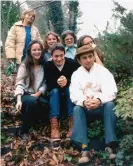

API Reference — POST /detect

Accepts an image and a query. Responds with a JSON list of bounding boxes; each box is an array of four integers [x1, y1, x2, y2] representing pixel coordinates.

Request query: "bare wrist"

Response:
[[97, 98, 102, 105], [17, 97, 21, 103]]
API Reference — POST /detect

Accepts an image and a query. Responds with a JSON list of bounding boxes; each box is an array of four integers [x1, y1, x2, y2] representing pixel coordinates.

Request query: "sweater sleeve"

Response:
[[14, 64, 26, 96], [5, 24, 16, 59], [70, 72, 86, 107], [38, 78, 47, 95], [95, 70, 117, 104]]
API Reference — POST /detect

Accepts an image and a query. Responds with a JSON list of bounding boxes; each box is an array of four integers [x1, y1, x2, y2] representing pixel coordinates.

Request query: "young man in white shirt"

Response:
[[70, 45, 118, 164]]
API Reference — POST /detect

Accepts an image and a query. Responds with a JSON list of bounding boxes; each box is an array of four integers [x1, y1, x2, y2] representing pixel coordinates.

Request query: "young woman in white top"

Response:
[[15, 40, 49, 139]]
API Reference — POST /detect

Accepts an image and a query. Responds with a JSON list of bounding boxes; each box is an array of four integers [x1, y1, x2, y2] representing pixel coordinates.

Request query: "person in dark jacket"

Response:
[[44, 43, 79, 141]]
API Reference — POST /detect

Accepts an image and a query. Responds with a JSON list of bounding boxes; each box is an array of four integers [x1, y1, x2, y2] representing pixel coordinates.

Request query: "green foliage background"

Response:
[[1, 1, 133, 165]]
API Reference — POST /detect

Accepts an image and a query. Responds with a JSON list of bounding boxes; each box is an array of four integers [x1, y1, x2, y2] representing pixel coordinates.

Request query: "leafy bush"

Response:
[[115, 134, 133, 166], [99, 31, 133, 82], [115, 78, 133, 120], [88, 120, 104, 140], [114, 77, 133, 166], [98, 4, 133, 82], [116, 119, 133, 138]]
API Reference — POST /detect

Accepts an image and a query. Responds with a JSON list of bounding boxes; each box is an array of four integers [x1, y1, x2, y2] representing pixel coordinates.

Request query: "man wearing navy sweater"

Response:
[[44, 43, 79, 141]]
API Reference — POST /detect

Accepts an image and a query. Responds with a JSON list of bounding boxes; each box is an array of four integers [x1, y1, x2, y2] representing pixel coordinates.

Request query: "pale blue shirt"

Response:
[[65, 44, 77, 59], [43, 51, 51, 63]]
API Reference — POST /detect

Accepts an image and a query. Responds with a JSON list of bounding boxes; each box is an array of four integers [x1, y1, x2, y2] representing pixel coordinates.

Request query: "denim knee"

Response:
[[104, 101, 115, 109], [22, 95, 37, 106], [104, 101, 116, 115], [50, 88, 60, 96], [105, 101, 115, 107], [73, 106, 84, 116]]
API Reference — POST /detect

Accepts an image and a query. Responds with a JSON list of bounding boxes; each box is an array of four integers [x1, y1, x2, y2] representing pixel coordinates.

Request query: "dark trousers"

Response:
[[71, 102, 117, 146], [21, 95, 49, 133]]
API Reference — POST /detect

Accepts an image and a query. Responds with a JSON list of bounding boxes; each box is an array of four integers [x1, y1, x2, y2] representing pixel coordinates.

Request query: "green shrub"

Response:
[[115, 134, 133, 166], [115, 85, 133, 120], [88, 120, 104, 140]]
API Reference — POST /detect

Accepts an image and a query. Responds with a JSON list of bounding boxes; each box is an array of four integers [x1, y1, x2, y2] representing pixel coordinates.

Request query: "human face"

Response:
[[47, 34, 58, 49], [64, 34, 74, 47], [24, 12, 35, 24], [31, 43, 42, 61], [83, 37, 94, 47], [52, 50, 65, 67], [78, 53, 94, 71]]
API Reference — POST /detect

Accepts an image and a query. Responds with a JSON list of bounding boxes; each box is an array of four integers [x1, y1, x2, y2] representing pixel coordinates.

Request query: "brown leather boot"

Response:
[[66, 116, 73, 139], [50, 118, 61, 141]]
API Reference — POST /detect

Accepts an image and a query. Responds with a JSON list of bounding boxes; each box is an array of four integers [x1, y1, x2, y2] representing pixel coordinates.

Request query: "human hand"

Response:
[[16, 101, 22, 112], [31, 91, 42, 98], [31, 94, 37, 97], [84, 98, 101, 110], [91, 43, 97, 49], [8, 58, 15, 64], [57, 76, 67, 88]]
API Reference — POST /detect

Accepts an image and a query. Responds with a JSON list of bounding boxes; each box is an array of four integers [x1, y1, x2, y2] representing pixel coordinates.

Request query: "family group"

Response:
[[5, 9, 118, 163]]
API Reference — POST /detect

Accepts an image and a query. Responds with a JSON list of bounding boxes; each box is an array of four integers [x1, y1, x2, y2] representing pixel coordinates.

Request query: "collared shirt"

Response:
[[70, 63, 117, 106], [65, 44, 77, 59], [55, 61, 65, 71], [43, 51, 52, 62]]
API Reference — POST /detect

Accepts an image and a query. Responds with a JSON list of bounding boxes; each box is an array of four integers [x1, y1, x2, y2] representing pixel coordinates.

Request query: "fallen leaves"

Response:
[[1, 62, 79, 166], [1, 58, 117, 166], [26, 141, 35, 153]]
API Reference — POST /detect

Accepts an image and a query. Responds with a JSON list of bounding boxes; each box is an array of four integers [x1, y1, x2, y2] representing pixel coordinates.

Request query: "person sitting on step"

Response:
[[15, 40, 49, 139], [70, 45, 118, 164], [44, 43, 79, 141]]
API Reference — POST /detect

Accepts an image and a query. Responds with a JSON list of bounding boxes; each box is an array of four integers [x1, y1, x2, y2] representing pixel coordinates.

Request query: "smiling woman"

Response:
[[43, 31, 60, 63], [31, 43, 42, 62], [5, 9, 42, 68], [15, 40, 49, 139]]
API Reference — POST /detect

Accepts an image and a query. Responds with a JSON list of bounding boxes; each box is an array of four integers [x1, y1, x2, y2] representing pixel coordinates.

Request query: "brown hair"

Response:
[[50, 43, 65, 56], [43, 31, 60, 52], [77, 35, 94, 48], [16, 40, 44, 89], [77, 35, 104, 62]]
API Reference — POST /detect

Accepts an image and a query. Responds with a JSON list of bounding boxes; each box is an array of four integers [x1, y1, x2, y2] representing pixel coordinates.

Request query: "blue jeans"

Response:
[[71, 102, 117, 146], [49, 88, 74, 118]]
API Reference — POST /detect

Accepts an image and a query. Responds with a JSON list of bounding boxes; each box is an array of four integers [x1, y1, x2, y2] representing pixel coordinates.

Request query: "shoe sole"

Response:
[[51, 138, 61, 142]]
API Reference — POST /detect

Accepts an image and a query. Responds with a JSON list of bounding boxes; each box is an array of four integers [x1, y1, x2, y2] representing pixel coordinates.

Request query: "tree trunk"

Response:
[[1, 7, 9, 57]]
